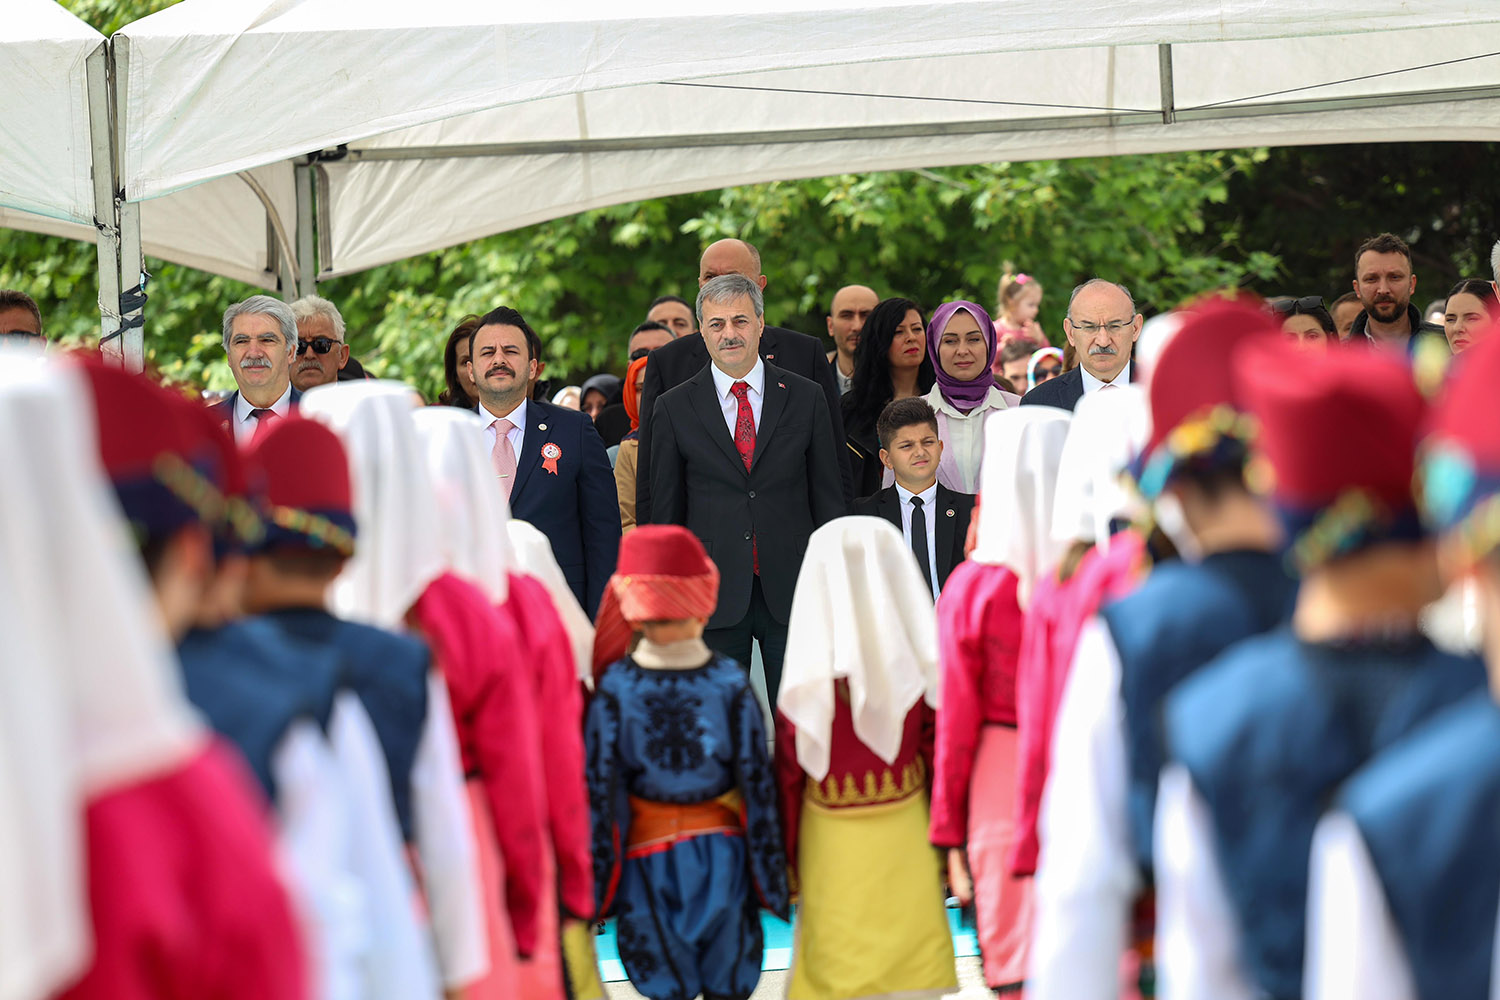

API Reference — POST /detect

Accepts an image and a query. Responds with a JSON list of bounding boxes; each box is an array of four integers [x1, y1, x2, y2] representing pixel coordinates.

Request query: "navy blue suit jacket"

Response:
[[488, 399, 620, 617], [208, 386, 303, 429]]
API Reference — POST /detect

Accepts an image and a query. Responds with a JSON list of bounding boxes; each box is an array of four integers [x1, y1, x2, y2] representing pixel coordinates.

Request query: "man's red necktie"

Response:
[[730, 381, 758, 574]]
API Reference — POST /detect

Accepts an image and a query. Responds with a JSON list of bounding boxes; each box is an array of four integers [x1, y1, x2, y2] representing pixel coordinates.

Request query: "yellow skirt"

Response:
[[788, 791, 957, 1000], [560, 920, 606, 1000]]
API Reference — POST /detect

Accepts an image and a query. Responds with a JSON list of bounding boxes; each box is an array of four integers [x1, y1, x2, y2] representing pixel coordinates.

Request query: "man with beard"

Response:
[[469, 306, 619, 616], [1348, 232, 1445, 355], [289, 295, 351, 391], [210, 295, 302, 443]]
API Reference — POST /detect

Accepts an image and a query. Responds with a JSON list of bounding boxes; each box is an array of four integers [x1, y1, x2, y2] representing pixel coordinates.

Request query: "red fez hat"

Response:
[[243, 414, 357, 557], [1136, 297, 1278, 498], [591, 526, 720, 682], [1235, 337, 1427, 569], [1418, 319, 1500, 561], [74, 357, 225, 543], [175, 393, 265, 553]]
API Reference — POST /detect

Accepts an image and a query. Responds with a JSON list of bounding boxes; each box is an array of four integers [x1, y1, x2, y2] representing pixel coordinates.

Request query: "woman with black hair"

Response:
[[440, 314, 483, 407], [1442, 278, 1498, 353], [842, 297, 935, 499], [1270, 295, 1338, 348]]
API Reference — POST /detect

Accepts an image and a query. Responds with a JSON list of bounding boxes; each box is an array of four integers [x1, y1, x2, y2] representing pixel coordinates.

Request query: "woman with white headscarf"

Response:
[[303, 382, 551, 995], [928, 405, 1072, 994], [1010, 388, 1151, 879], [0, 355, 304, 1000], [413, 407, 602, 1000], [776, 516, 955, 1000]]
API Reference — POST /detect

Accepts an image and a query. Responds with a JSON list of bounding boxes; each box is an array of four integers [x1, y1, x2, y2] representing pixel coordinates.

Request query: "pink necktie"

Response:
[[492, 417, 517, 499]]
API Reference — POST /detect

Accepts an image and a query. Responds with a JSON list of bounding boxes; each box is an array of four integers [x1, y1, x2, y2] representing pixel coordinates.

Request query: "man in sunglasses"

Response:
[[1021, 279, 1141, 412], [0, 289, 44, 344], [209, 295, 302, 444], [289, 295, 351, 391]]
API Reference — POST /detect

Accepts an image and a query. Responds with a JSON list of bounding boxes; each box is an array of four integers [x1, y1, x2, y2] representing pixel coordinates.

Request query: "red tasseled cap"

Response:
[[617, 524, 716, 580], [1235, 337, 1425, 511], [1145, 296, 1280, 457], [243, 414, 353, 518], [75, 356, 203, 482]]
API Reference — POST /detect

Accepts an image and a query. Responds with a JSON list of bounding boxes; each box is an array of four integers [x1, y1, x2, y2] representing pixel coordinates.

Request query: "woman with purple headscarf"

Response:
[[921, 300, 1021, 493]]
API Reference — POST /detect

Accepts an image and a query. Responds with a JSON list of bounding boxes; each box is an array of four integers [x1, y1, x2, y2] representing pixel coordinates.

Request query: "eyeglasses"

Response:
[[1034, 364, 1062, 378], [296, 336, 341, 356], [1068, 318, 1135, 335], [1270, 295, 1324, 315]]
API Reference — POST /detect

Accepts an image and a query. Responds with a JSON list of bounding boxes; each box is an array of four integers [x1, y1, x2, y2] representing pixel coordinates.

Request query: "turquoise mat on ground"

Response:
[[595, 906, 979, 981]]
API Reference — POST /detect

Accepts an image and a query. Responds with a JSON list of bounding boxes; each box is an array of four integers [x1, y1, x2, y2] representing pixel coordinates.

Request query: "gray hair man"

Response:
[[289, 294, 350, 391], [212, 295, 300, 443], [1020, 278, 1141, 411], [648, 272, 845, 702]]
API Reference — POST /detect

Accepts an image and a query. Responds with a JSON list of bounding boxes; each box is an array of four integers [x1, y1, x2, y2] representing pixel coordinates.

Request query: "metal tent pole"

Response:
[[85, 42, 123, 366], [295, 160, 316, 297]]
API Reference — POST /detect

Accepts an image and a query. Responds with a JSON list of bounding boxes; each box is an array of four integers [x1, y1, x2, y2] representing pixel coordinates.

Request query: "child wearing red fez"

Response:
[[1305, 321, 1500, 1000], [62, 358, 308, 1000], [1153, 337, 1486, 1000], [586, 525, 789, 1000]]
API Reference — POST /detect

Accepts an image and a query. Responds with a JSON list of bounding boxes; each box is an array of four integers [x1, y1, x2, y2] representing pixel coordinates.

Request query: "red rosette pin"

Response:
[[541, 442, 562, 475]]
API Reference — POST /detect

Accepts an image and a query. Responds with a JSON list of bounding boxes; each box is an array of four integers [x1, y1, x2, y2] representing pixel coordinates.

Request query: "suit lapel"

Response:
[[750, 368, 787, 472], [935, 485, 959, 578], [687, 369, 747, 475], [510, 405, 550, 499], [878, 486, 902, 531]]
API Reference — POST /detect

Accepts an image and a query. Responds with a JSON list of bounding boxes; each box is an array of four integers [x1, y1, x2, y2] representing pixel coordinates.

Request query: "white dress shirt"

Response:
[[481, 397, 528, 461], [1080, 361, 1132, 395], [1304, 811, 1418, 1000], [1154, 762, 1259, 1000], [1029, 618, 1142, 1000], [231, 383, 294, 444], [895, 481, 940, 596], [922, 383, 1016, 494], [710, 357, 765, 437]]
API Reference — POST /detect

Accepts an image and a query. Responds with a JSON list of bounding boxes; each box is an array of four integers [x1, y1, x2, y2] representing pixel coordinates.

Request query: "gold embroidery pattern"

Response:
[[808, 757, 927, 808]]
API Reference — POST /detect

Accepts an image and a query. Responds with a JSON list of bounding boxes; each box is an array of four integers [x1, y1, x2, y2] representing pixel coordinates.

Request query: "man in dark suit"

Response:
[[468, 306, 620, 616], [851, 397, 974, 596], [1021, 279, 1141, 412], [636, 238, 852, 523], [649, 274, 845, 701], [209, 295, 303, 443]]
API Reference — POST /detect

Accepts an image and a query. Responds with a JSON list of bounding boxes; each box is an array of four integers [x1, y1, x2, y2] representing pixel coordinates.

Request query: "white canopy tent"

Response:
[[6, 0, 1500, 368]]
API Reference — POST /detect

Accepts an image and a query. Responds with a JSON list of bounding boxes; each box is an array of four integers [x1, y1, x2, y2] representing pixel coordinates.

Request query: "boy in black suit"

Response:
[[851, 397, 974, 596]]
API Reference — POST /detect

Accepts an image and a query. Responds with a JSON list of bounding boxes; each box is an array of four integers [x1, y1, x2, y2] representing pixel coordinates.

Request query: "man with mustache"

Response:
[[646, 274, 845, 703], [289, 295, 350, 391], [635, 238, 852, 524], [209, 295, 301, 444], [1020, 279, 1141, 412], [469, 306, 620, 616], [1348, 231, 1445, 355]]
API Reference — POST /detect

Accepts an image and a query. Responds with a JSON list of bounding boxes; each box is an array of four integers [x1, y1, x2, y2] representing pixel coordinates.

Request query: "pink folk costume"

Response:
[[415, 407, 596, 1000], [13, 358, 308, 1000], [930, 406, 1073, 991]]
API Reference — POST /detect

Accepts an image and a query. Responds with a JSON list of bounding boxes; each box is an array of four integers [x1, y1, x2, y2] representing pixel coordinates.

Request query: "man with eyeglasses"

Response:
[[289, 294, 351, 391], [209, 295, 302, 444], [0, 289, 44, 343], [1021, 279, 1141, 412]]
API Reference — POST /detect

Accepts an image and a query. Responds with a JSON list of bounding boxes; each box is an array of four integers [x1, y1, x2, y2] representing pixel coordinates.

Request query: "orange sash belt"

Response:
[[626, 791, 743, 857]]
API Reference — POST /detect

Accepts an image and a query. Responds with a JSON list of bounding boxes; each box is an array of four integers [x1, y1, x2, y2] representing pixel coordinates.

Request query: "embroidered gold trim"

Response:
[[807, 757, 927, 808], [266, 504, 355, 556]]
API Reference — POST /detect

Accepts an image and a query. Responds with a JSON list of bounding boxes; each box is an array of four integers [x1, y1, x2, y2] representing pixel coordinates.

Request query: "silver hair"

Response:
[[1066, 278, 1137, 317], [222, 295, 298, 356], [696, 274, 764, 321], [289, 294, 346, 340]]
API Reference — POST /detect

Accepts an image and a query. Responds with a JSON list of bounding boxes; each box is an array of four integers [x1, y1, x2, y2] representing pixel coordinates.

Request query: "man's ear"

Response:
[[879, 447, 893, 470]]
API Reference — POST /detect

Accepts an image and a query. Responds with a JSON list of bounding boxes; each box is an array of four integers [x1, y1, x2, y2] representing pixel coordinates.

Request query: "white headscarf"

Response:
[[301, 381, 445, 628], [970, 406, 1073, 607], [1134, 311, 1184, 391], [1050, 386, 1151, 553], [412, 407, 512, 604], [0, 354, 202, 1000], [505, 520, 595, 685], [778, 516, 939, 783]]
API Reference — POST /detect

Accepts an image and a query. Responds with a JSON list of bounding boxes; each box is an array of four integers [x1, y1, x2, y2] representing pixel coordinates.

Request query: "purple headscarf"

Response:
[[927, 300, 997, 410]]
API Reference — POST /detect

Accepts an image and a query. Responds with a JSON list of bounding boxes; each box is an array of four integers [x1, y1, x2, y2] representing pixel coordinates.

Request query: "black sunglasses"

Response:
[[1034, 364, 1063, 378], [1271, 295, 1324, 315], [296, 336, 341, 356]]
